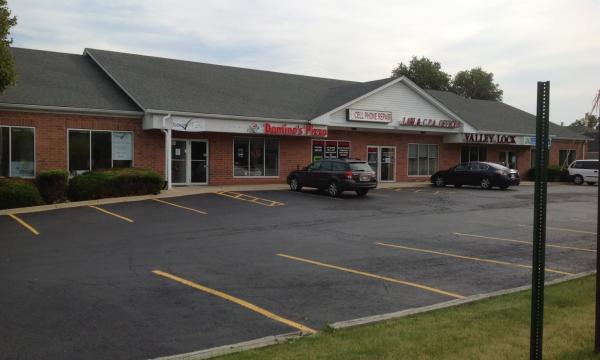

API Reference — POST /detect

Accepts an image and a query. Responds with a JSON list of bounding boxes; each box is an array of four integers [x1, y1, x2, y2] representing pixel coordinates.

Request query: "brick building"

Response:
[[0, 47, 589, 187]]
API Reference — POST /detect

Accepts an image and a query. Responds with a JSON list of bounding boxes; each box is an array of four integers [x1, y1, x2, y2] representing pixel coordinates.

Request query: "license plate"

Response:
[[360, 175, 370, 181], [510, 174, 515, 179]]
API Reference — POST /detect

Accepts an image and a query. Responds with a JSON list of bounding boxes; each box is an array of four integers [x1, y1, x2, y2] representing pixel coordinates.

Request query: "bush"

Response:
[[36, 169, 69, 203], [0, 178, 44, 209], [528, 166, 570, 182], [67, 168, 163, 201]]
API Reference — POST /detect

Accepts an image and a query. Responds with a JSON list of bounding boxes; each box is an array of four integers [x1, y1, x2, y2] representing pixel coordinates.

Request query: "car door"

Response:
[[303, 161, 321, 188], [584, 161, 598, 182], [468, 162, 484, 185], [448, 163, 469, 185], [317, 161, 333, 189]]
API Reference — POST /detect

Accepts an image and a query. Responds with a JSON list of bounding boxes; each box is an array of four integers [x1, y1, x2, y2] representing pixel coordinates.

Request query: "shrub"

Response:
[[67, 168, 163, 201], [0, 178, 44, 209], [528, 166, 570, 182], [36, 169, 69, 203]]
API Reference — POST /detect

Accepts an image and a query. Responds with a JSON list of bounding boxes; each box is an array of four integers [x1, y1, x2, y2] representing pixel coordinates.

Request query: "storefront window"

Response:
[[69, 130, 133, 175], [1, 127, 35, 177], [312, 140, 350, 161], [234, 137, 279, 177], [0, 127, 9, 176], [558, 149, 576, 167], [461, 146, 487, 163], [408, 144, 438, 176]]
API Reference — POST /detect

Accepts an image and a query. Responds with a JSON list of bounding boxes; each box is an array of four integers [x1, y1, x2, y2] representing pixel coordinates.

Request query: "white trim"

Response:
[[170, 138, 209, 185], [367, 145, 397, 182], [148, 109, 309, 124], [0, 125, 36, 178], [407, 143, 439, 177], [0, 102, 143, 118], [311, 76, 473, 130], [66, 128, 135, 174], [232, 136, 280, 178]]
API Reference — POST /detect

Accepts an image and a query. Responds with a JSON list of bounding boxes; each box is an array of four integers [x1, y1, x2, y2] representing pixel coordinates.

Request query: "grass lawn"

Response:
[[218, 275, 597, 360]]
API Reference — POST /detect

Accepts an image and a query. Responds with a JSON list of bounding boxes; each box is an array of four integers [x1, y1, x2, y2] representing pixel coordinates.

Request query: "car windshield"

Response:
[[349, 162, 373, 172]]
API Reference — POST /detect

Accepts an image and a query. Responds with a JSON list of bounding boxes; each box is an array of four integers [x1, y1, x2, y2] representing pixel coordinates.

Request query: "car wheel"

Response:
[[480, 177, 492, 190], [434, 176, 445, 187], [356, 188, 369, 197], [573, 175, 584, 185], [328, 181, 340, 197], [289, 177, 302, 191], [586, 181, 596, 186]]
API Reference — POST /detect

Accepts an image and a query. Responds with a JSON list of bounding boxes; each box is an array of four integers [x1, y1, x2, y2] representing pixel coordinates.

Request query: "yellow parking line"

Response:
[[277, 253, 464, 299], [88, 205, 134, 223], [453, 232, 596, 253], [152, 270, 316, 334], [376, 242, 574, 276], [518, 224, 596, 235], [152, 198, 208, 215], [216, 191, 284, 207], [7, 214, 39, 235]]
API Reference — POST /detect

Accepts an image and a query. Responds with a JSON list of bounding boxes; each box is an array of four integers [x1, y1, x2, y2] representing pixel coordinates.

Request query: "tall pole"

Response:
[[595, 93, 600, 353], [530, 81, 550, 360]]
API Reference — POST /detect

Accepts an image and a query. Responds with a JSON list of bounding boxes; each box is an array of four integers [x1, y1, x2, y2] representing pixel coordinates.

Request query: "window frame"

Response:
[[232, 136, 280, 178], [558, 149, 576, 168], [66, 128, 135, 174], [407, 143, 439, 177], [0, 125, 36, 178]]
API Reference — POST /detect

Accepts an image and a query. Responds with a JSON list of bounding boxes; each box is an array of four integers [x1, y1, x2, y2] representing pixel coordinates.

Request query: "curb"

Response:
[[329, 270, 595, 329], [148, 332, 304, 360], [150, 271, 595, 360]]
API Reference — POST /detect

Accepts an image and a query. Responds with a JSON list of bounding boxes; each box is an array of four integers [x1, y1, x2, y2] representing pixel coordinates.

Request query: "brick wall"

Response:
[[0, 111, 163, 175], [549, 139, 587, 167]]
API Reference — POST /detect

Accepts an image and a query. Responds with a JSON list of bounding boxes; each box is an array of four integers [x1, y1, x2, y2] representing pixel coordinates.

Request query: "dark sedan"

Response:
[[431, 161, 520, 190], [287, 159, 377, 197]]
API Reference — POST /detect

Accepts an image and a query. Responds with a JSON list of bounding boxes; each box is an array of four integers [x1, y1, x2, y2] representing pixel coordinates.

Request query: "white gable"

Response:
[[312, 79, 476, 133]]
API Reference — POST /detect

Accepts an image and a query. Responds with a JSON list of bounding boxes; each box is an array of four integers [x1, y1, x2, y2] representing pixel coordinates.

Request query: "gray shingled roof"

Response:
[[85, 48, 358, 120], [0, 48, 141, 112], [426, 90, 588, 140]]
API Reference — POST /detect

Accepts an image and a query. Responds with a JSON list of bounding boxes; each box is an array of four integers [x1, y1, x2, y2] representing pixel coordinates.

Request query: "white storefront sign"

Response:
[[443, 133, 551, 146], [112, 132, 133, 160], [346, 109, 393, 123]]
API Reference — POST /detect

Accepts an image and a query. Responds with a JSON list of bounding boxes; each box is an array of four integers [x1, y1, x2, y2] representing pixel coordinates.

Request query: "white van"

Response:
[[568, 160, 599, 185]]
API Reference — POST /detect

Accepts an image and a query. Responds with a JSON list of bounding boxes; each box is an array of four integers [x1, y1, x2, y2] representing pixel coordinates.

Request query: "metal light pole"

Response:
[[530, 81, 550, 360]]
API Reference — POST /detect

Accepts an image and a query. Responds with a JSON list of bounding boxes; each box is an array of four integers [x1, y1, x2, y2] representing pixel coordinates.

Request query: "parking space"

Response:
[[0, 184, 597, 359]]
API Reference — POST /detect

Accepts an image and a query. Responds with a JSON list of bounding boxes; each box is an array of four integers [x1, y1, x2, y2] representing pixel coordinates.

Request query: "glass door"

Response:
[[190, 140, 208, 184], [380, 147, 396, 181], [171, 140, 187, 184], [499, 151, 517, 169], [172, 139, 209, 185], [366, 146, 396, 182]]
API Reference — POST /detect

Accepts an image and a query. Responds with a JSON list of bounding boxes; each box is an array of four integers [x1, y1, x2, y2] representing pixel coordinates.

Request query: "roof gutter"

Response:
[[0, 102, 143, 118]]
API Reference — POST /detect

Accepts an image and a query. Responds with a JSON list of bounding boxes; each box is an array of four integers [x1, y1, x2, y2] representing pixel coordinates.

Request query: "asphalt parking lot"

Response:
[[0, 184, 597, 359]]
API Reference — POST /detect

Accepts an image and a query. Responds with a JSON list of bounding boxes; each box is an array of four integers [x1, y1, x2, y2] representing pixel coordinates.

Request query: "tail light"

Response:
[[344, 170, 353, 180]]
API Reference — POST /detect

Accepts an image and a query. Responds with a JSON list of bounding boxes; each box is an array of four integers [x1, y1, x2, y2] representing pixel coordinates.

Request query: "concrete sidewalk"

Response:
[[1, 181, 434, 215]]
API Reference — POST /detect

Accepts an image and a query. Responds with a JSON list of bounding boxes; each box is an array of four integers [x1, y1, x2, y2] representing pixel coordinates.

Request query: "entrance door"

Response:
[[172, 139, 209, 185], [499, 151, 517, 169], [367, 146, 396, 182]]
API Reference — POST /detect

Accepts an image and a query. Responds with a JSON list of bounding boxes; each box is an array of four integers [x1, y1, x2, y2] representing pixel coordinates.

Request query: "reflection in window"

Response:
[[68, 130, 133, 175], [408, 144, 438, 176], [234, 137, 279, 177]]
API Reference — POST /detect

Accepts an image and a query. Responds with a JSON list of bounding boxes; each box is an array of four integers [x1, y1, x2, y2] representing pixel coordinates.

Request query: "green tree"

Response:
[[0, 0, 16, 94], [568, 113, 598, 131], [451, 67, 503, 101], [391, 56, 451, 91]]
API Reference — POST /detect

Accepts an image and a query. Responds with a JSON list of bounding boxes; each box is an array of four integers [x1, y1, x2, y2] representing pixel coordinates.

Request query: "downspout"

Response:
[[161, 114, 172, 190]]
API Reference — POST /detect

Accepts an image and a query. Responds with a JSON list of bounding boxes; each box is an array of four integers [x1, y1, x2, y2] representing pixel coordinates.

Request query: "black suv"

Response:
[[287, 159, 377, 197]]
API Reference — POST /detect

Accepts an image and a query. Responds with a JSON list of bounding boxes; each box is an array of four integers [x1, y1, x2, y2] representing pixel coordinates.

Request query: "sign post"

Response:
[[530, 81, 550, 360]]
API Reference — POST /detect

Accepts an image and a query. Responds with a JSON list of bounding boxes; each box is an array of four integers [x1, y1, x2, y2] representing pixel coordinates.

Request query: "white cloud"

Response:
[[8, 0, 600, 123]]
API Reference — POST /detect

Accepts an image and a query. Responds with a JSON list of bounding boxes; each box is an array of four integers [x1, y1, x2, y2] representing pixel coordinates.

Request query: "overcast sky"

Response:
[[9, 0, 600, 125]]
